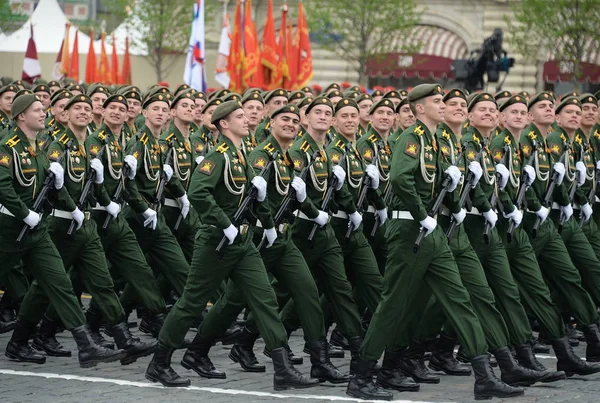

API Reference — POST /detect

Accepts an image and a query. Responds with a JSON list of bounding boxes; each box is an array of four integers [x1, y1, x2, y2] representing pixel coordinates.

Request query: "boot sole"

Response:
[[121, 346, 157, 365], [346, 388, 393, 401], [138, 324, 159, 338], [181, 360, 227, 379], [228, 351, 266, 372], [145, 372, 191, 387], [330, 340, 350, 351], [401, 370, 440, 384], [475, 390, 524, 400], [32, 342, 72, 357], [273, 382, 320, 391], [428, 362, 472, 376], [79, 351, 127, 368], [376, 380, 420, 392], [5, 351, 46, 364], [539, 372, 567, 383]]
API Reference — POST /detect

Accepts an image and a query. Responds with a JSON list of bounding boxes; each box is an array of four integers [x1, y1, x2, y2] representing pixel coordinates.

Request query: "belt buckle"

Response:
[[239, 224, 249, 235], [84, 211, 91, 221]]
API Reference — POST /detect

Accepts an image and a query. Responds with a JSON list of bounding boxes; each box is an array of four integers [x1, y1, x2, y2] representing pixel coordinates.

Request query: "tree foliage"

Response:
[[0, 0, 27, 35], [304, 0, 422, 85]]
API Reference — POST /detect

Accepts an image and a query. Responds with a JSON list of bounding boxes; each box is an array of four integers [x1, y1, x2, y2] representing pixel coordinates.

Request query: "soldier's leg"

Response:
[[362, 213, 388, 275], [581, 214, 600, 261]]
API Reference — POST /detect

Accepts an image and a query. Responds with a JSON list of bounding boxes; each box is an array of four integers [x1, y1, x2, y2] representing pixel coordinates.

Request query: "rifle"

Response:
[[558, 143, 585, 233], [507, 140, 537, 242], [532, 141, 569, 238], [216, 151, 280, 257], [581, 155, 600, 228], [370, 181, 394, 238], [16, 140, 73, 248], [257, 150, 320, 250], [483, 144, 510, 244], [67, 135, 111, 235], [307, 145, 349, 242]]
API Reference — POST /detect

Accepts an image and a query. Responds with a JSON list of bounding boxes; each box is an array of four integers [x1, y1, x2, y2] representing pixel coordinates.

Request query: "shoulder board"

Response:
[[527, 131, 537, 140], [575, 134, 583, 145], [368, 134, 377, 143], [263, 142, 276, 154], [265, 122, 270, 130], [6, 135, 20, 148], [139, 133, 149, 145], [52, 128, 61, 136], [98, 130, 107, 141], [300, 141, 310, 152], [165, 132, 176, 142], [58, 132, 70, 145], [334, 139, 344, 149], [414, 126, 425, 136], [594, 130, 600, 139], [48, 118, 55, 127], [216, 143, 229, 153], [441, 130, 451, 140], [560, 133, 567, 143]]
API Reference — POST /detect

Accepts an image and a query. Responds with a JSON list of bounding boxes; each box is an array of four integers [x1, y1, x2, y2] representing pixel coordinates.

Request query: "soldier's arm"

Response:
[[489, 140, 516, 214], [328, 148, 357, 215], [519, 135, 543, 211], [289, 147, 319, 218], [0, 146, 30, 219], [246, 161, 275, 230], [546, 135, 570, 207], [85, 136, 112, 207], [161, 140, 186, 198], [574, 143, 591, 206], [357, 141, 386, 210], [47, 141, 77, 212], [464, 140, 492, 213], [123, 139, 150, 213], [188, 153, 231, 229]]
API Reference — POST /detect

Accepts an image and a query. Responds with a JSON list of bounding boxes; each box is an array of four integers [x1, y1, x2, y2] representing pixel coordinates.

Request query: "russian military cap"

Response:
[[467, 92, 495, 111], [209, 89, 231, 100], [174, 83, 191, 95], [518, 91, 530, 99], [65, 94, 93, 110], [301, 86, 312, 93], [79, 83, 89, 92], [324, 83, 341, 93], [326, 90, 342, 99], [466, 92, 479, 105], [32, 84, 50, 94], [10, 80, 24, 87], [407, 84, 444, 102], [305, 96, 333, 114], [370, 89, 383, 98], [119, 88, 142, 101], [0, 76, 13, 86], [171, 91, 195, 108], [348, 85, 362, 93], [11, 94, 40, 117], [288, 90, 306, 102], [194, 91, 207, 101], [495, 90, 511, 101], [399, 89, 408, 98], [443, 88, 467, 103], [142, 92, 171, 109], [594, 90, 600, 101], [498, 94, 528, 112], [50, 90, 73, 106], [368, 98, 395, 114], [103, 94, 129, 109], [66, 83, 82, 93], [297, 96, 314, 109], [243, 87, 262, 96], [61, 77, 77, 87], [395, 98, 410, 112], [342, 89, 361, 99], [555, 96, 581, 114], [0, 84, 18, 96], [222, 93, 241, 102], [355, 93, 372, 105], [211, 100, 243, 125], [145, 86, 170, 98], [264, 88, 287, 103], [87, 84, 110, 97], [334, 98, 359, 114], [527, 91, 555, 110], [14, 89, 34, 100], [241, 91, 264, 105], [560, 91, 579, 99], [383, 90, 401, 100], [47, 80, 61, 88], [201, 97, 223, 114], [271, 104, 300, 119], [579, 93, 598, 106]]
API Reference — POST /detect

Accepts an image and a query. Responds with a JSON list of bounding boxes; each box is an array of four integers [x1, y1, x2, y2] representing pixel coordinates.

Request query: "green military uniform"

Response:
[[254, 117, 270, 143], [190, 124, 213, 160], [37, 117, 65, 154], [586, 122, 600, 229]]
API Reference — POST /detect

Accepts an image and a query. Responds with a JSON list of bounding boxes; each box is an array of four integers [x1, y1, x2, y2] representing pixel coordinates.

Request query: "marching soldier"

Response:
[[118, 87, 143, 147], [36, 90, 72, 153], [241, 92, 264, 154], [190, 97, 223, 162], [356, 93, 372, 138], [87, 84, 110, 134], [191, 91, 207, 132], [0, 84, 17, 135], [254, 89, 288, 143]]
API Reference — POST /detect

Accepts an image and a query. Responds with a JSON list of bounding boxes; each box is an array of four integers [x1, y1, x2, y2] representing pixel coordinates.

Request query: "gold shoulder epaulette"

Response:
[[216, 143, 229, 153], [166, 133, 176, 142], [98, 130, 107, 141], [300, 141, 310, 152], [263, 142, 276, 153], [140, 133, 148, 145], [6, 135, 20, 148], [368, 134, 377, 143], [335, 139, 344, 149], [58, 132, 70, 145]]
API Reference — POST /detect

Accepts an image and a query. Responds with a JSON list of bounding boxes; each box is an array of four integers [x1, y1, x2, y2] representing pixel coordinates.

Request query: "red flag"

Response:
[[296, 1, 313, 89], [68, 30, 79, 82], [99, 32, 110, 84], [121, 36, 132, 85], [22, 25, 41, 83], [271, 4, 289, 88], [260, 0, 277, 89], [227, 0, 243, 92], [85, 29, 97, 83], [243, 0, 260, 88], [285, 22, 297, 89], [61, 23, 71, 77], [111, 32, 120, 85]]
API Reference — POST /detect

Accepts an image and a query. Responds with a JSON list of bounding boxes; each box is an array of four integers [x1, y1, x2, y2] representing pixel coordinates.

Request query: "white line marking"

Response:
[[0, 369, 448, 403]]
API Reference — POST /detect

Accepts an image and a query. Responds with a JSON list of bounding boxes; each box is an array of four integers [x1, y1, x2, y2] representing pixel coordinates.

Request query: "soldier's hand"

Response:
[[142, 208, 158, 230], [124, 155, 137, 180], [71, 208, 85, 230], [576, 161, 586, 187], [535, 206, 550, 224], [23, 210, 41, 229], [312, 210, 330, 227], [90, 158, 104, 184], [195, 155, 205, 165], [163, 164, 174, 181], [468, 161, 483, 188], [349, 211, 362, 231], [365, 164, 380, 189], [452, 208, 466, 225], [251, 176, 267, 202], [419, 216, 437, 237], [495, 163, 509, 190], [376, 207, 388, 227], [553, 162, 565, 185], [581, 203, 593, 224], [178, 194, 190, 218], [223, 224, 239, 245], [560, 204, 573, 222], [503, 208, 523, 228], [263, 227, 277, 248], [523, 165, 535, 186], [332, 165, 346, 190], [49, 162, 64, 189], [483, 209, 498, 228], [105, 202, 121, 218], [444, 166, 462, 192], [291, 177, 307, 203]]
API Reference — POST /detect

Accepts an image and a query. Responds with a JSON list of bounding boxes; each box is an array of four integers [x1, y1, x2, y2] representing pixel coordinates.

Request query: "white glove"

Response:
[[553, 162, 565, 186], [291, 177, 307, 203], [332, 165, 346, 191], [581, 203, 593, 223], [105, 201, 121, 218], [90, 158, 104, 184], [495, 163, 510, 190], [576, 161, 586, 187], [312, 210, 330, 227], [71, 208, 85, 230], [142, 208, 158, 230], [49, 162, 64, 189], [178, 194, 190, 218], [561, 204, 573, 222], [523, 165, 535, 186], [195, 155, 204, 165], [504, 208, 523, 228], [483, 209, 498, 228], [223, 223, 239, 245], [597, 160, 600, 170], [419, 216, 437, 237], [468, 161, 483, 188], [376, 207, 388, 227], [365, 164, 380, 189], [444, 166, 462, 192], [535, 206, 550, 224], [452, 208, 466, 225], [349, 211, 362, 231], [124, 155, 137, 180], [262, 227, 277, 248], [23, 210, 41, 229], [251, 176, 267, 202], [163, 164, 173, 181]]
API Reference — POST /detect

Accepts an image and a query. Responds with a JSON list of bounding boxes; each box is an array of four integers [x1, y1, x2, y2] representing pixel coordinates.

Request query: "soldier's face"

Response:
[[397, 104, 416, 129], [443, 98, 467, 126], [529, 101, 555, 126], [468, 101, 497, 131], [266, 97, 288, 116], [358, 100, 373, 123], [271, 113, 299, 141], [51, 98, 70, 125], [172, 99, 195, 124], [371, 107, 394, 133], [556, 105, 582, 131], [49, 85, 61, 94], [194, 99, 206, 122], [0, 91, 15, 114], [372, 96, 383, 103], [36, 92, 51, 109], [422, 95, 445, 124], [143, 101, 170, 128], [307, 105, 333, 132], [21, 101, 46, 132], [502, 103, 528, 131], [243, 100, 264, 129], [329, 96, 342, 105], [389, 98, 401, 109], [222, 109, 249, 138], [67, 102, 93, 129], [299, 105, 309, 128], [70, 89, 82, 96], [289, 98, 303, 106], [334, 106, 359, 137], [127, 99, 142, 120], [581, 103, 598, 128], [104, 102, 128, 127], [91, 93, 108, 116], [202, 105, 218, 131]]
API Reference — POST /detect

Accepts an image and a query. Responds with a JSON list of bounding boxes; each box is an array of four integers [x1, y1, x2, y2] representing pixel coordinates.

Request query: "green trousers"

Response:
[[161, 203, 201, 264], [159, 226, 287, 349], [362, 212, 388, 275], [360, 218, 488, 361], [581, 214, 600, 262], [0, 218, 85, 329], [522, 212, 598, 326]]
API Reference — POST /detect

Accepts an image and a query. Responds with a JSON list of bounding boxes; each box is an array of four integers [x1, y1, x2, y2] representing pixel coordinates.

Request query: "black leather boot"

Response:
[[181, 334, 226, 379], [492, 346, 550, 386], [32, 316, 72, 357], [213, 322, 242, 346], [457, 345, 497, 367], [304, 340, 345, 358], [347, 358, 393, 401], [5, 320, 46, 364], [70, 325, 126, 368], [0, 319, 16, 334], [228, 327, 265, 372], [330, 327, 350, 350], [531, 337, 550, 353], [264, 345, 303, 365], [428, 334, 471, 376], [146, 342, 191, 387], [471, 354, 524, 400], [0, 304, 16, 334], [348, 335, 363, 375], [272, 346, 320, 391], [139, 313, 165, 338], [583, 323, 600, 362], [306, 340, 349, 384], [109, 322, 157, 365], [376, 349, 420, 392], [514, 342, 565, 382], [86, 310, 114, 349], [399, 340, 440, 383], [551, 336, 600, 376]]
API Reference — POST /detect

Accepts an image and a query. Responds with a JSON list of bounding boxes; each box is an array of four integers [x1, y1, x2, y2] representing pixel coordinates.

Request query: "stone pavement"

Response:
[[1, 314, 600, 403]]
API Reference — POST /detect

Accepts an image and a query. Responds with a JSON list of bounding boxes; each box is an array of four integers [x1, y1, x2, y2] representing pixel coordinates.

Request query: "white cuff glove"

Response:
[[468, 161, 483, 188], [49, 162, 64, 189], [90, 158, 104, 184], [312, 210, 329, 227], [452, 208, 466, 225], [291, 177, 307, 203], [332, 165, 346, 191], [376, 207, 388, 227], [251, 176, 267, 202], [105, 201, 121, 218], [597, 160, 600, 171], [504, 208, 523, 228], [523, 165, 535, 186], [483, 209, 498, 228], [495, 163, 510, 190], [576, 161, 586, 187], [581, 203, 593, 223], [349, 211, 362, 231], [195, 155, 205, 165], [223, 223, 238, 245], [365, 164, 380, 189], [124, 155, 137, 180], [71, 208, 85, 230], [163, 164, 174, 182], [553, 162, 565, 186], [23, 210, 41, 229], [262, 227, 277, 248], [419, 216, 437, 237], [142, 208, 158, 230], [178, 194, 190, 218], [535, 206, 550, 223], [444, 165, 462, 192], [561, 204, 573, 222]]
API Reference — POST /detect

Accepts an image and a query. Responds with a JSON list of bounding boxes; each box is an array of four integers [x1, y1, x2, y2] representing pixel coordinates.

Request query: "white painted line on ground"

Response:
[[0, 368, 448, 403]]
